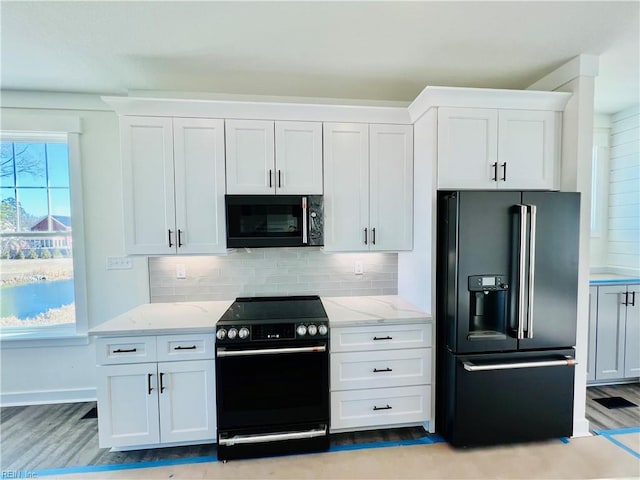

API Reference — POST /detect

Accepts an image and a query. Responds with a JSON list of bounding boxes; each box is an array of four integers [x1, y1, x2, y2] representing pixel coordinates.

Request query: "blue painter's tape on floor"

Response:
[[32, 435, 445, 477], [594, 427, 640, 459], [559, 437, 570, 444], [34, 455, 218, 478]]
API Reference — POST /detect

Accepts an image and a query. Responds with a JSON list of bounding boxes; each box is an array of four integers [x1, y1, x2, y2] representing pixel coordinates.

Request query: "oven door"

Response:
[[215, 341, 329, 430]]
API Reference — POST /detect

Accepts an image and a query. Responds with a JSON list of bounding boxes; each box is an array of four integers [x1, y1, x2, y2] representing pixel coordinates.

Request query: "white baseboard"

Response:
[[572, 417, 592, 438], [0, 388, 96, 407]]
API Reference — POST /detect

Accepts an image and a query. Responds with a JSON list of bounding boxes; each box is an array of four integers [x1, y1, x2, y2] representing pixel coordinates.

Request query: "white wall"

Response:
[[1, 99, 150, 404], [606, 106, 640, 274], [589, 115, 611, 268]]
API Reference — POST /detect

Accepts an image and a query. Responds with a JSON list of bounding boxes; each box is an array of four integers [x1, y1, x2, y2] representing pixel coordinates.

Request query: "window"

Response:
[[0, 129, 87, 343]]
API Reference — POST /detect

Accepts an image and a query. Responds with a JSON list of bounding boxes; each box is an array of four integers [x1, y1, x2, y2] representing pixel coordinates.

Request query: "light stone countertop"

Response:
[[590, 273, 640, 285], [90, 295, 431, 336], [89, 300, 233, 336], [321, 295, 431, 327]]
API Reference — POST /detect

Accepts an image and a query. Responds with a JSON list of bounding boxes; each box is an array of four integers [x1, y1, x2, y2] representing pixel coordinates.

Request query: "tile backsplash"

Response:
[[149, 247, 398, 303]]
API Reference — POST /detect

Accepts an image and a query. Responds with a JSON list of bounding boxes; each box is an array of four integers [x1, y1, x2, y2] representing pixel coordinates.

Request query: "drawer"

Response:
[[96, 336, 157, 365], [331, 385, 430, 431], [331, 348, 431, 391], [330, 323, 432, 352], [156, 334, 215, 362]]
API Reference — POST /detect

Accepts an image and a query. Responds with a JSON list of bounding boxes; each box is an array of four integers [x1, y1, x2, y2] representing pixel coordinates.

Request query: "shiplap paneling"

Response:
[[607, 106, 640, 272]]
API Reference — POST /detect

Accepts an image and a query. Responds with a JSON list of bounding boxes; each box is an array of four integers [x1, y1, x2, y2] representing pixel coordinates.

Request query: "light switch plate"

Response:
[[354, 260, 364, 275], [106, 256, 133, 270], [176, 263, 187, 279]]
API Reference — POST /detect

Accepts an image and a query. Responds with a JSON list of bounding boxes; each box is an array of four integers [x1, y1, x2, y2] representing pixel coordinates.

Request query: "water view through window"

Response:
[[0, 139, 76, 328]]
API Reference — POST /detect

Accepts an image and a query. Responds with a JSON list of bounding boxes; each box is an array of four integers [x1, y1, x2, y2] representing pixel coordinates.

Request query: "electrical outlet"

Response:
[[106, 256, 133, 270], [354, 260, 364, 275], [176, 263, 187, 279]]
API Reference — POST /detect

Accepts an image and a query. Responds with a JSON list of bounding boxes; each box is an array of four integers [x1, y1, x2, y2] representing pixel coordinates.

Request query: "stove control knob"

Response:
[[318, 324, 328, 336], [296, 325, 307, 336], [216, 328, 227, 340], [307, 324, 318, 336], [227, 328, 238, 340], [239, 327, 250, 339]]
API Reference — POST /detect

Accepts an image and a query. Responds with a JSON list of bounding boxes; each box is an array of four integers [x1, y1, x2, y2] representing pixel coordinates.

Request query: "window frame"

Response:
[[0, 121, 88, 348]]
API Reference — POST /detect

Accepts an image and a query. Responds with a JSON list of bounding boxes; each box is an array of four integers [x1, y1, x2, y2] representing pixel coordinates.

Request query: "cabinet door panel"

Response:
[[173, 118, 226, 254], [323, 123, 370, 251], [498, 110, 558, 190], [370, 124, 413, 251], [437, 108, 497, 189], [624, 285, 640, 378], [97, 363, 160, 448], [225, 120, 275, 194], [595, 285, 627, 380], [587, 286, 598, 382], [121, 117, 176, 254], [275, 121, 323, 194], [158, 360, 216, 444]]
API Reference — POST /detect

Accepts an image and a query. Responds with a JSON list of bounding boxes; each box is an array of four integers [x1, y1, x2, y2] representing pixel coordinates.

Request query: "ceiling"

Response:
[[1, 1, 638, 114]]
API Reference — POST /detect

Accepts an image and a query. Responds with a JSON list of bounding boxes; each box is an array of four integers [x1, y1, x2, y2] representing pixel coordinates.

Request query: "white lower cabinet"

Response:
[[330, 323, 432, 432], [96, 334, 216, 449]]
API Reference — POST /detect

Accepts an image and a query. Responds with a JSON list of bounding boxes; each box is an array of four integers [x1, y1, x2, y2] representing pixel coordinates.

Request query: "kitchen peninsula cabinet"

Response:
[[95, 334, 216, 449], [323, 123, 413, 252], [225, 120, 323, 194], [120, 116, 226, 255], [592, 283, 640, 381], [437, 107, 560, 190]]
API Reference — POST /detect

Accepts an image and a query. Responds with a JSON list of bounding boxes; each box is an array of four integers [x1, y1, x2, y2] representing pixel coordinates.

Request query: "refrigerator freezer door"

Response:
[[518, 192, 580, 350], [441, 349, 575, 447]]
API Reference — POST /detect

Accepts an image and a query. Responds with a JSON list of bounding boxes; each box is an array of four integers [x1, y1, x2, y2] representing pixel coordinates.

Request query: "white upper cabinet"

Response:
[[324, 123, 413, 252], [225, 119, 322, 194], [121, 116, 226, 255], [437, 107, 560, 190], [369, 124, 413, 251]]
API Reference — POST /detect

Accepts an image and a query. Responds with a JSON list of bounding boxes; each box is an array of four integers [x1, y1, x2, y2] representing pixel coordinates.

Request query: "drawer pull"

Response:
[[373, 367, 393, 373], [113, 348, 137, 353], [373, 336, 393, 341], [174, 345, 197, 350], [373, 404, 392, 411]]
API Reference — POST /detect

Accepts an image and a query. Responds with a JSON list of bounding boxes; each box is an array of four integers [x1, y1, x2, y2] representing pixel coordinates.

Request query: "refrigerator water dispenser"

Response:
[[468, 275, 508, 340]]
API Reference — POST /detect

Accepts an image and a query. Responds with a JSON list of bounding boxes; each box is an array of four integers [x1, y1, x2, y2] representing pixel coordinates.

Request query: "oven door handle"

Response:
[[216, 345, 326, 357], [219, 426, 327, 446]]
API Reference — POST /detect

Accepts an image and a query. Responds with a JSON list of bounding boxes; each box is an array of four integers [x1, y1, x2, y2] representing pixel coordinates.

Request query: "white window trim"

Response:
[[0, 117, 88, 347]]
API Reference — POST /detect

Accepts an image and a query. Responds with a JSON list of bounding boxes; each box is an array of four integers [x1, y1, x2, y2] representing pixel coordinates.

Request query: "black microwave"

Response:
[[225, 195, 324, 248]]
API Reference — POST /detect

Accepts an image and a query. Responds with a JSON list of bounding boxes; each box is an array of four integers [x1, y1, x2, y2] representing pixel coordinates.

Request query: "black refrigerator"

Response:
[[435, 190, 580, 447]]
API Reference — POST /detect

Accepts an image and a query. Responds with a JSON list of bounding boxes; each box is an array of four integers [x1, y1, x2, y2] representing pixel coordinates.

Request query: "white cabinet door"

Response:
[[121, 116, 176, 255], [275, 121, 323, 194], [624, 285, 640, 378], [587, 286, 598, 382], [498, 110, 558, 190], [437, 108, 498, 189], [225, 120, 275, 194], [323, 123, 370, 252], [157, 360, 216, 444], [595, 285, 627, 380], [370, 124, 413, 251], [173, 118, 226, 254], [97, 363, 160, 448]]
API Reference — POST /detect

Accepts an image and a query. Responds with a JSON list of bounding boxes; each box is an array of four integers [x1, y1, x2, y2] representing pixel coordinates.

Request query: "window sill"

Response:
[[0, 326, 89, 348]]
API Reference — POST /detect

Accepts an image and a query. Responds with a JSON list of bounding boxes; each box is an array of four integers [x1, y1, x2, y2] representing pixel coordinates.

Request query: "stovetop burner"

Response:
[[216, 295, 329, 344]]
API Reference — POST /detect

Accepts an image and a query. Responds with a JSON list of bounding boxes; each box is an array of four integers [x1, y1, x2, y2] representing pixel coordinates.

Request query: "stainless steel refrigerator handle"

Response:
[[517, 204, 527, 340], [462, 357, 576, 372], [526, 204, 537, 339], [302, 197, 308, 244], [217, 345, 326, 357], [219, 427, 327, 446]]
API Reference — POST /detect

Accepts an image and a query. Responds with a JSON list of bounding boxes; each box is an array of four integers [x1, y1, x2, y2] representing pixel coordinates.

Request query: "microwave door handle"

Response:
[[302, 197, 308, 244]]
